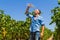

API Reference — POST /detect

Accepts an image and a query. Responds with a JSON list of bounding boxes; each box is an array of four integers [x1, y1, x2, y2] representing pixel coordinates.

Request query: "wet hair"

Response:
[[38, 9, 41, 14], [33, 9, 41, 17]]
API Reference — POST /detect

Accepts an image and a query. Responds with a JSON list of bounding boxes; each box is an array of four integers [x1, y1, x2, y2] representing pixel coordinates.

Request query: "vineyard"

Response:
[[0, 10, 53, 40], [0, 0, 60, 40]]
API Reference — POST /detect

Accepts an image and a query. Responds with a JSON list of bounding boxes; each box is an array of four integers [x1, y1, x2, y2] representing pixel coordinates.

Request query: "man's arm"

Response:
[[25, 6, 30, 14], [41, 25, 45, 38], [41, 18, 45, 36], [25, 4, 32, 14], [41, 25, 44, 34], [25, 4, 33, 18]]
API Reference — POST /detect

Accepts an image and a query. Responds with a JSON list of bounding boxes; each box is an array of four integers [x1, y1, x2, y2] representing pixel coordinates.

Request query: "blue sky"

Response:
[[0, 0, 58, 31]]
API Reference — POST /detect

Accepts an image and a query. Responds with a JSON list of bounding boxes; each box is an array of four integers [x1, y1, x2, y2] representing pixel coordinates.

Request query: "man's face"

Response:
[[34, 9, 40, 15]]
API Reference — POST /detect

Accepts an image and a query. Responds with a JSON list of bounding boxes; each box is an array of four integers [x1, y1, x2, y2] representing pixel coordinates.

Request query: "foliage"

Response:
[[43, 27, 52, 40], [50, 6, 60, 40], [58, 0, 60, 4], [0, 10, 52, 40]]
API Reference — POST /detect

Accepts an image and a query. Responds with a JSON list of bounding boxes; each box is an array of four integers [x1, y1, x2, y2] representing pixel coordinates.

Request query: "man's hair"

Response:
[[38, 9, 41, 14]]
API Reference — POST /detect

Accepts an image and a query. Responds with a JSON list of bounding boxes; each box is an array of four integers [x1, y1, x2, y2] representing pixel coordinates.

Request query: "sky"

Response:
[[0, 0, 58, 31]]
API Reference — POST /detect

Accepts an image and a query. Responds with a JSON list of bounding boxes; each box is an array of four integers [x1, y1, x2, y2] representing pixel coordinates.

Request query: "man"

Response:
[[25, 4, 45, 40]]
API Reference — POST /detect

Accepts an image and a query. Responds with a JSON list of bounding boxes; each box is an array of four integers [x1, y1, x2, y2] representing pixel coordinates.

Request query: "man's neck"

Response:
[[35, 14, 40, 17]]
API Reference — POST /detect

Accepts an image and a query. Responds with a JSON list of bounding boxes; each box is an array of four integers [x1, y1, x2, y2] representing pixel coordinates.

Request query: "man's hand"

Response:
[[25, 3, 33, 14], [27, 3, 33, 8], [40, 32, 44, 40], [40, 32, 44, 38], [41, 25, 44, 38]]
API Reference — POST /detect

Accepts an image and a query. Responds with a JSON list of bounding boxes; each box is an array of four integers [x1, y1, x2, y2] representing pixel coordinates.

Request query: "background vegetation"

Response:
[[0, 0, 60, 40], [0, 10, 52, 40]]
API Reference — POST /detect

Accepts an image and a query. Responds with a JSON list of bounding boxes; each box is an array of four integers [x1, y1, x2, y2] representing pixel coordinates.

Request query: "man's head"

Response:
[[34, 9, 41, 15]]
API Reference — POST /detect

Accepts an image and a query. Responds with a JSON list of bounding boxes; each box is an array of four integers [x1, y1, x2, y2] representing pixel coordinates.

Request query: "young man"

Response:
[[25, 4, 45, 40]]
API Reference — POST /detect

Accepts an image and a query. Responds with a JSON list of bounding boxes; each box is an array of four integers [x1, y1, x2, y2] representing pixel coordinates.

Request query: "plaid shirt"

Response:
[[26, 13, 45, 32]]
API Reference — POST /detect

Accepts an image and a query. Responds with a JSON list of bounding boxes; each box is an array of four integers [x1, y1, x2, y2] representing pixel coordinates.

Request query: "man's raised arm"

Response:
[[25, 4, 33, 18], [25, 4, 32, 14], [25, 6, 30, 14]]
